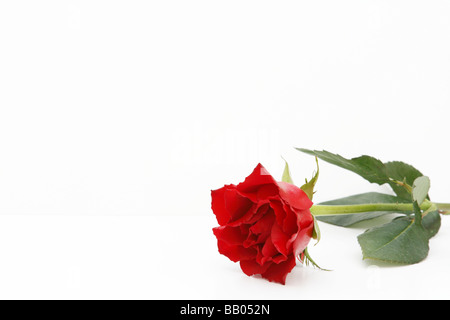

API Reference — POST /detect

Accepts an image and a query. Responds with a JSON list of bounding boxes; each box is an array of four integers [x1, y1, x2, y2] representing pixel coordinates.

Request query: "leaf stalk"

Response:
[[311, 201, 433, 216]]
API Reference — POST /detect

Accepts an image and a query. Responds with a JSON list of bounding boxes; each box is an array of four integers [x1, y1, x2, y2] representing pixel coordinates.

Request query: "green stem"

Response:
[[311, 201, 433, 216], [435, 203, 450, 214]]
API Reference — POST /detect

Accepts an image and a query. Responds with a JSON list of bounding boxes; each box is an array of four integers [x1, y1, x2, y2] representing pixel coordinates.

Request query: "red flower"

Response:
[[211, 163, 314, 284]]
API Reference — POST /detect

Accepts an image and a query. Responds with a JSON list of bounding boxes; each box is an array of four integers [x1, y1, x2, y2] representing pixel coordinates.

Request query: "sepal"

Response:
[[299, 247, 329, 271], [300, 157, 319, 200]]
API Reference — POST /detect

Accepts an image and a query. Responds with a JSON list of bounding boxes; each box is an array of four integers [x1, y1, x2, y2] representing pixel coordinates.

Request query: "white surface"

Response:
[[0, 214, 449, 300], [0, 1, 450, 299]]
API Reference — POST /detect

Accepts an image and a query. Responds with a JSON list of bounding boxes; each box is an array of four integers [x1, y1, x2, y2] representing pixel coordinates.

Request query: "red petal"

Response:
[[261, 255, 296, 285], [224, 188, 254, 222], [226, 203, 258, 227], [249, 211, 275, 238], [246, 202, 270, 225], [237, 163, 278, 193], [298, 208, 314, 229], [277, 181, 313, 211], [260, 235, 279, 264], [272, 253, 286, 264], [211, 185, 234, 225], [271, 222, 289, 256], [240, 259, 271, 276], [213, 226, 247, 245], [282, 202, 299, 235], [292, 214, 314, 257], [256, 184, 279, 200], [269, 200, 286, 229], [214, 238, 257, 263]]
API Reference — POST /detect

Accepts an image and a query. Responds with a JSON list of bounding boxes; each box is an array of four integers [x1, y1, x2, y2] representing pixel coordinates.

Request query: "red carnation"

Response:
[[211, 163, 314, 284]]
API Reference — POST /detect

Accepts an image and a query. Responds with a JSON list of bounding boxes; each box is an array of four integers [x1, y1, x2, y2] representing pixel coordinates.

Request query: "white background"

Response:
[[0, 0, 449, 299]]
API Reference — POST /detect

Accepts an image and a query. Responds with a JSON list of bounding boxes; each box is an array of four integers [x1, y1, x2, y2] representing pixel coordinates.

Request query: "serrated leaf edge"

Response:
[[357, 219, 429, 264]]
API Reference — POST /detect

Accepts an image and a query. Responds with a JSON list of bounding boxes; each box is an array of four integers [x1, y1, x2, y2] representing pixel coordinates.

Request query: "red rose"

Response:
[[211, 163, 314, 284]]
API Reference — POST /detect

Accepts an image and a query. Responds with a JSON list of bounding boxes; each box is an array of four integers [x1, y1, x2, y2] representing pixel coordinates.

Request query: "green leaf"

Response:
[[316, 192, 411, 227], [412, 176, 431, 205], [357, 217, 429, 264], [411, 176, 431, 226], [281, 157, 294, 184], [413, 201, 423, 226], [296, 148, 426, 201], [296, 149, 389, 185], [385, 161, 425, 200], [422, 210, 441, 239]]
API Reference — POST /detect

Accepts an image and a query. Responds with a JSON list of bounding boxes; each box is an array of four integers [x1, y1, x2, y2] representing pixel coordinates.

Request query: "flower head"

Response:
[[212, 163, 314, 284]]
